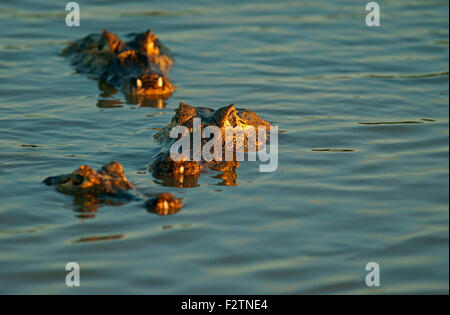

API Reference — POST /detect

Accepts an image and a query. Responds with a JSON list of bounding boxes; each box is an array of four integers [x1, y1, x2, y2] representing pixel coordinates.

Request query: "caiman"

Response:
[[62, 30, 175, 98], [43, 161, 183, 217], [149, 102, 271, 187]]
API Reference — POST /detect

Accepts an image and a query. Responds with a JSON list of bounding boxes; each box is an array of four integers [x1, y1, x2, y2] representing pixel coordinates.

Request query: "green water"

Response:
[[0, 0, 448, 294]]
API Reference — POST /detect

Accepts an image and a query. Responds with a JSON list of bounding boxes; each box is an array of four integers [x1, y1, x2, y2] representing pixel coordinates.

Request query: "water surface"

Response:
[[0, 0, 448, 294]]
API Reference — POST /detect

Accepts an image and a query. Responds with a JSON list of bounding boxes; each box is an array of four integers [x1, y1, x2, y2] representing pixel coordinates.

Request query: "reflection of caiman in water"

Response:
[[149, 102, 271, 188], [43, 161, 182, 218], [62, 29, 175, 105]]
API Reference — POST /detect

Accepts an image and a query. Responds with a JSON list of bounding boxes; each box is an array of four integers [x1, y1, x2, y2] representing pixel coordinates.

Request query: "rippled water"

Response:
[[0, 0, 448, 294]]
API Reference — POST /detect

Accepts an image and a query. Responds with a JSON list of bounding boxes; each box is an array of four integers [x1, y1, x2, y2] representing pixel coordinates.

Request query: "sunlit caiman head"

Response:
[[150, 102, 270, 186], [168, 102, 271, 131], [155, 102, 271, 154], [43, 161, 134, 196], [127, 73, 175, 96]]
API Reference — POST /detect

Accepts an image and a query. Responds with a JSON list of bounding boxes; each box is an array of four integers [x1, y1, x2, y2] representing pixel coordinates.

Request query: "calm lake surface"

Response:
[[0, 0, 448, 294]]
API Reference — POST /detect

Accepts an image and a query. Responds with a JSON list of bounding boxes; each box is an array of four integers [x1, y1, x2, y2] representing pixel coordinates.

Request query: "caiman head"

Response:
[[167, 102, 271, 132], [149, 102, 271, 187], [172, 102, 272, 153], [43, 161, 134, 196]]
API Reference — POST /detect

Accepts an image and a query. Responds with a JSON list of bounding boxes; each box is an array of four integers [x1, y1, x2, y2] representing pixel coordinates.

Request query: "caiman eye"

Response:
[[72, 175, 84, 186]]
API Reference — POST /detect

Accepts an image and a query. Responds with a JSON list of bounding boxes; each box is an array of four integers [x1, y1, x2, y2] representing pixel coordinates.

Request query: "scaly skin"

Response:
[[149, 102, 271, 187], [62, 30, 175, 97], [43, 161, 183, 216]]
